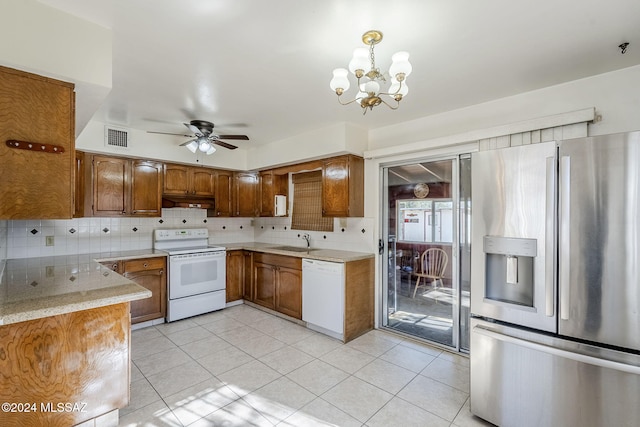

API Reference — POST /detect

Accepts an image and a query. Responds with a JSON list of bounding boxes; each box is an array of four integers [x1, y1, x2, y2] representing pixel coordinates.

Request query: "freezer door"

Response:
[[471, 141, 557, 332], [558, 131, 640, 351], [470, 318, 640, 427]]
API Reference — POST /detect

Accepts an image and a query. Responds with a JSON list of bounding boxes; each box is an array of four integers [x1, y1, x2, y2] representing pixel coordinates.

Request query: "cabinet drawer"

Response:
[[253, 253, 301, 270], [123, 257, 165, 272]]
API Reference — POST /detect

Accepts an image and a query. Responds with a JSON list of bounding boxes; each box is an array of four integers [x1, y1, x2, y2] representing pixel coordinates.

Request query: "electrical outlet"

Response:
[[46, 266, 54, 277], [46, 236, 55, 246]]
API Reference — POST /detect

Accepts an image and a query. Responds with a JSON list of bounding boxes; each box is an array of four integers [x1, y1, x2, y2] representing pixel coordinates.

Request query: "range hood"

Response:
[[161, 196, 215, 209]]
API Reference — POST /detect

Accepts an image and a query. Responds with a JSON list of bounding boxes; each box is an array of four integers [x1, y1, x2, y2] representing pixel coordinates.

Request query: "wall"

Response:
[[246, 122, 368, 170], [5, 210, 374, 259], [368, 65, 640, 153], [76, 121, 247, 171], [0, 0, 113, 135]]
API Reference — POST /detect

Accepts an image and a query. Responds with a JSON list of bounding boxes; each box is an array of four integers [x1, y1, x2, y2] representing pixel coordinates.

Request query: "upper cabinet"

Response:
[[213, 170, 233, 217], [0, 66, 75, 219], [163, 164, 215, 197], [259, 170, 288, 217], [322, 154, 364, 217], [234, 172, 259, 217], [81, 153, 162, 217]]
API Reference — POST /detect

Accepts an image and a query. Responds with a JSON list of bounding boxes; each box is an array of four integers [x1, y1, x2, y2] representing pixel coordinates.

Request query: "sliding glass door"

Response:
[[382, 156, 470, 352]]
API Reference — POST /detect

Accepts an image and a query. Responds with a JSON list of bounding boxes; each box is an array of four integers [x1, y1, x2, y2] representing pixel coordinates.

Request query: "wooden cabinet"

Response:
[[88, 155, 162, 217], [164, 163, 215, 197], [214, 170, 234, 217], [234, 172, 259, 217], [0, 66, 75, 219], [123, 258, 166, 324], [242, 251, 254, 301], [74, 150, 85, 218], [100, 257, 166, 324], [259, 170, 288, 217], [275, 265, 303, 319], [252, 253, 302, 319], [226, 250, 255, 302], [322, 154, 364, 217]]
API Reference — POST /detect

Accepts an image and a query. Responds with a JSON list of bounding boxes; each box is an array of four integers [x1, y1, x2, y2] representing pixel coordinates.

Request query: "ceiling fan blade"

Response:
[[213, 140, 238, 150], [217, 135, 249, 140], [184, 122, 204, 137], [147, 131, 193, 137], [179, 138, 198, 146]]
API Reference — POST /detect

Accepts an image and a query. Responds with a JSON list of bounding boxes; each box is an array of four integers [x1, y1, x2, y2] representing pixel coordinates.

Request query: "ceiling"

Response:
[[39, 0, 640, 150], [388, 160, 452, 187]]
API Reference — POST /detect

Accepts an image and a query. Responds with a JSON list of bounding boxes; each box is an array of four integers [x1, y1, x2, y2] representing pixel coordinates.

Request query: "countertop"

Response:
[[0, 251, 161, 325], [218, 242, 375, 262]]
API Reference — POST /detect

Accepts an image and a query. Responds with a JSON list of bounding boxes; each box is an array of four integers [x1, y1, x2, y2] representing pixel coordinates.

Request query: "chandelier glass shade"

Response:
[[330, 30, 411, 113], [185, 137, 216, 155]]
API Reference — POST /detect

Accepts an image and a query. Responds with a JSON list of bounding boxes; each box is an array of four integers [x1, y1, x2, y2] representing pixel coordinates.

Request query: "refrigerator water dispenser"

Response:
[[483, 236, 537, 307]]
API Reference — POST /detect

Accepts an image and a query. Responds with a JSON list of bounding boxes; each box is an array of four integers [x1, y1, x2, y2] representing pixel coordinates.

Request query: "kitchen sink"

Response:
[[271, 245, 311, 252]]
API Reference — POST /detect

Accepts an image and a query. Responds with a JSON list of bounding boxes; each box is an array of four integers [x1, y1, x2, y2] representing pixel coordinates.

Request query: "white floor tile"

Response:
[[123, 304, 475, 427], [366, 396, 450, 427], [286, 359, 349, 395], [397, 375, 468, 422], [321, 376, 393, 423]]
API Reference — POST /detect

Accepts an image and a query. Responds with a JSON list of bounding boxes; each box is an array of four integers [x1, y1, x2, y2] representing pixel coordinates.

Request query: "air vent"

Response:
[[104, 126, 130, 149]]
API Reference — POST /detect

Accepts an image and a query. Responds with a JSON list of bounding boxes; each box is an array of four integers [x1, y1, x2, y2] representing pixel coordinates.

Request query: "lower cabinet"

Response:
[[226, 250, 249, 303], [251, 253, 302, 319], [101, 256, 166, 324]]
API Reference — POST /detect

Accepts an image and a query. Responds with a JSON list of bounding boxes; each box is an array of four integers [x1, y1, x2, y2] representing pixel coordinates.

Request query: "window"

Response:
[[397, 199, 453, 243], [291, 171, 333, 232]]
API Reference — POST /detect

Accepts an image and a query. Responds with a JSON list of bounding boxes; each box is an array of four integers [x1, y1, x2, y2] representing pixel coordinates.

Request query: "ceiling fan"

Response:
[[148, 120, 249, 154]]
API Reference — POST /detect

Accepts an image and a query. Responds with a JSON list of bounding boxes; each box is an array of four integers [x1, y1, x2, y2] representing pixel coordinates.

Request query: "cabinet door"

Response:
[[130, 160, 162, 216], [163, 164, 190, 196], [214, 170, 233, 216], [123, 258, 166, 324], [192, 168, 216, 197], [226, 250, 245, 302], [242, 251, 254, 301], [275, 266, 302, 319], [74, 151, 85, 218], [259, 171, 275, 216], [322, 156, 350, 217], [322, 155, 364, 217], [93, 156, 128, 216], [253, 262, 276, 309], [0, 66, 74, 219], [234, 172, 258, 217]]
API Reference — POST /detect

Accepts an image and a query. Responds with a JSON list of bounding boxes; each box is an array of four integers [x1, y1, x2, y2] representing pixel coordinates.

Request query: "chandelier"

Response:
[[329, 30, 412, 114]]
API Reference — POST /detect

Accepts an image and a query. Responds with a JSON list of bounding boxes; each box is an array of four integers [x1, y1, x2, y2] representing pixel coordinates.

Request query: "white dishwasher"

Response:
[[302, 258, 345, 339]]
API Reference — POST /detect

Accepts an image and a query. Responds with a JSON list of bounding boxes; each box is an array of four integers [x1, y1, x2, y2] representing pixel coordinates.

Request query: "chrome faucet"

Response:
[[302, 233, 310, 248]]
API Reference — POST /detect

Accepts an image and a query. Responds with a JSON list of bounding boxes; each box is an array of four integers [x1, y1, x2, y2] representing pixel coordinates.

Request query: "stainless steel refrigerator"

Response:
[[470, 131, 640, 427]]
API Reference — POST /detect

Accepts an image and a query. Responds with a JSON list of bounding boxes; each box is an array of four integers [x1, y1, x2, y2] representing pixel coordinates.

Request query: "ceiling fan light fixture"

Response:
[[330, 30, 411, 114], [185, 140, 198, 153], [205, 145, 216, 155], [198, 139, 211, 152]]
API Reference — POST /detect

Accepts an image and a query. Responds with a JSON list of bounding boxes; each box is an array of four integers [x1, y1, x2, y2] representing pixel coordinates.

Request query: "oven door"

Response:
[[169, 251, 226, 300]]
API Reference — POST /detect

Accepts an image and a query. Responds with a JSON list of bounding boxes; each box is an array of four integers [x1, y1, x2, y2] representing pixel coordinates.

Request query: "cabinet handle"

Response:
[[159, 269, 164, 275], [143, 263, 148, 268]]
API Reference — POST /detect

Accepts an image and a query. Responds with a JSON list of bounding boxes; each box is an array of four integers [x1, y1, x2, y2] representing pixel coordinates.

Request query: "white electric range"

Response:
[[154, 228, 226, 322]]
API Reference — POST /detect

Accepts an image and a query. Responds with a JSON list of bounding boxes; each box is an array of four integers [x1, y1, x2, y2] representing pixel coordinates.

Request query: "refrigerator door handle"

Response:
[[473, 325, 640, 375], [545, 156, 556, 317], [559, 156, 571, 320]]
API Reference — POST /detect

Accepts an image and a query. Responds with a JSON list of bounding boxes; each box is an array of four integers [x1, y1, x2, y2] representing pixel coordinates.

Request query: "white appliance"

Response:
[[302, 259, 344, 339], [154, 228, 226, 322]]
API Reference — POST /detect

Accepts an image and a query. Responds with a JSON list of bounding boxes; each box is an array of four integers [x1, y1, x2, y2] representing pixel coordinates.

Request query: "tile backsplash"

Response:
[[6, 209, 375, 259]]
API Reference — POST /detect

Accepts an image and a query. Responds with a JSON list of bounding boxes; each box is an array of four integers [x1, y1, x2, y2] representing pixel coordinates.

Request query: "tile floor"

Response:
[[119, 304, 493, 427]]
